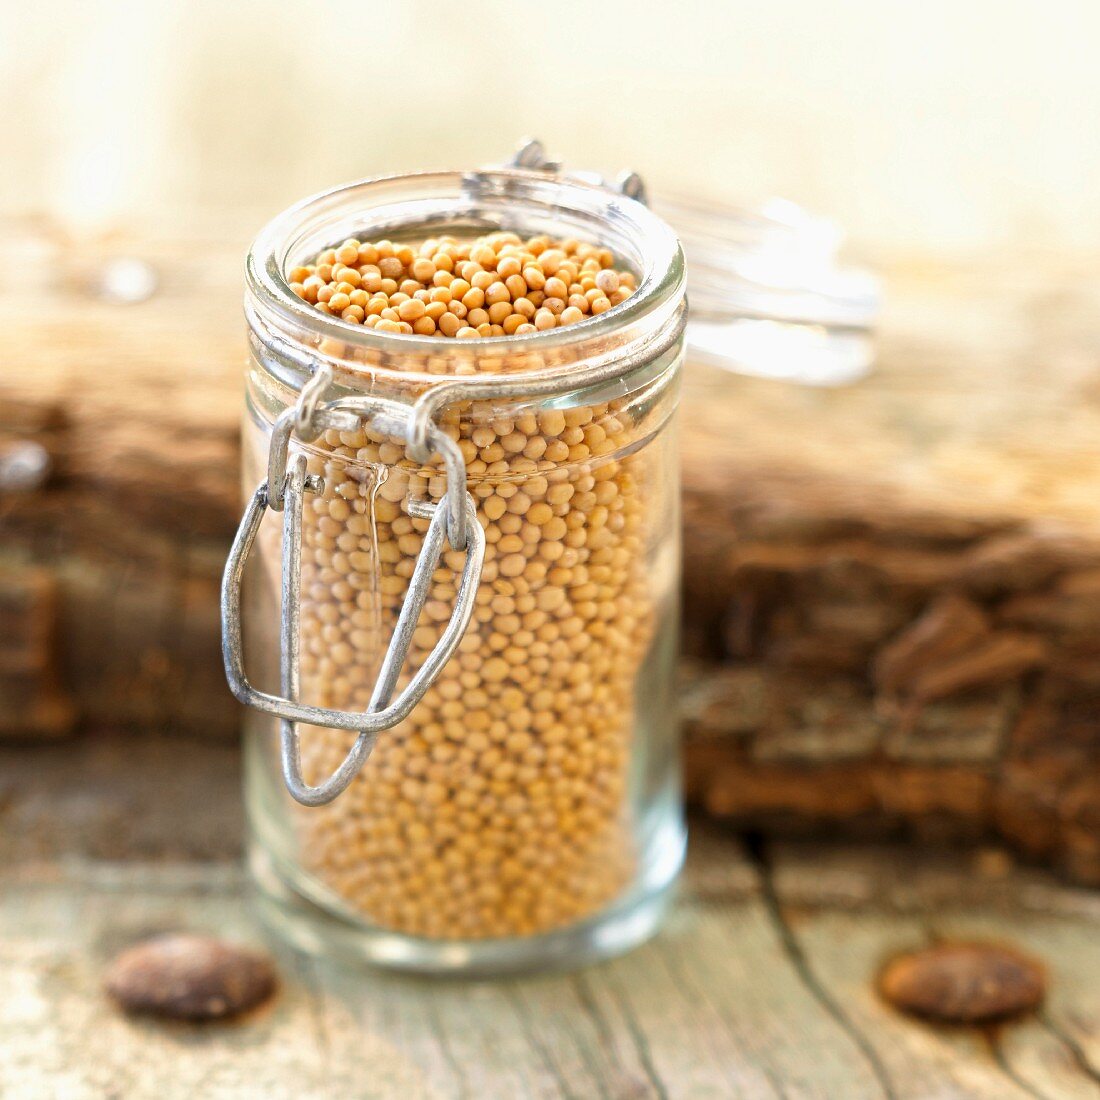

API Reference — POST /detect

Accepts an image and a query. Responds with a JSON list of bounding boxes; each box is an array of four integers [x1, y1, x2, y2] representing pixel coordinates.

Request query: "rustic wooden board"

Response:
[[770, 844, 1100, 1100], [4, 839, 1100, 1098], [2, 736, 1099, 1098]]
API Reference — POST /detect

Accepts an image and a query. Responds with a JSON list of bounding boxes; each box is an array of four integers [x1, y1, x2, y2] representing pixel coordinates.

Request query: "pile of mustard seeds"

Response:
[[289, 231, 636, 338], [265, 230, 672, 941]]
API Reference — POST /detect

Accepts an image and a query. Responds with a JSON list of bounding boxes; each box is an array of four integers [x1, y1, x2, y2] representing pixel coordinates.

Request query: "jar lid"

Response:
[[656, 194, 881, 386], [506, 141, 882, 387]]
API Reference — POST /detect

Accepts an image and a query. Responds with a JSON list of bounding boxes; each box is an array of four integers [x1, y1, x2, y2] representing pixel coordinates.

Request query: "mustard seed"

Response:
[[278, 227, 658, 941], [290, 228, 632, 346]]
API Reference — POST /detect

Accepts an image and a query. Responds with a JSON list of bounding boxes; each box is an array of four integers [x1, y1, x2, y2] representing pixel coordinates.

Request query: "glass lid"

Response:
[[505, 140, 882, 387]]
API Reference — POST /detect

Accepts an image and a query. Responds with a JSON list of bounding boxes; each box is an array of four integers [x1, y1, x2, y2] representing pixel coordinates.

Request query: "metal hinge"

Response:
[[507, 138, 648, 206], [221, 366, 485, 806]]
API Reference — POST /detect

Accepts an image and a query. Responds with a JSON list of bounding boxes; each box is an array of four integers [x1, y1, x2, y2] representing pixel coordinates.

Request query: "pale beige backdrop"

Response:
[[4, 0, 1100, 255]]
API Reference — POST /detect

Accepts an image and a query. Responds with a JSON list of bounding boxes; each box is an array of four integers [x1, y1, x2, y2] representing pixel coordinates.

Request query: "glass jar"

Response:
[[224, 167, 686, 975]]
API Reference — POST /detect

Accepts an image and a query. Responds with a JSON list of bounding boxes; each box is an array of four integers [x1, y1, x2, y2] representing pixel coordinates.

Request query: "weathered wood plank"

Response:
[[768, 908, 1045, 1099], [0, 837, 886, 1100], [768, 844, 1100, 1099], [0, 874, 341, 1099], [0, 732, 242, 866], [3, 736, 1100, 1097], [998, 1021, 1100, 1100], [929, 911, 1100, 1098], [5, 834, 1099, 1098]]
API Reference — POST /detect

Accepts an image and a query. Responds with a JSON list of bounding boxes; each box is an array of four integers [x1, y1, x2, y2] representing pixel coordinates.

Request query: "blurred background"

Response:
[[5, 0, 1100, 255], [4, 4, 1100, 1096]]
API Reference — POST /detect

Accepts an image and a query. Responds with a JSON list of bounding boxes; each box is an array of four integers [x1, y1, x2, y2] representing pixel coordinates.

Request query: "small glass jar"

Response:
[[224, 167, 686, 974]]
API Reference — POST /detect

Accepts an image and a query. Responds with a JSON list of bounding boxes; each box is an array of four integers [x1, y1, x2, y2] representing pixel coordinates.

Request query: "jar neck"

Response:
[[245, 169, 686, 402]]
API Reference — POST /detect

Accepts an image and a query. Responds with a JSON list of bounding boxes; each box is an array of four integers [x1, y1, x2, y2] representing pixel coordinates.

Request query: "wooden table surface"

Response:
[[2, 734, 1099, 1099]]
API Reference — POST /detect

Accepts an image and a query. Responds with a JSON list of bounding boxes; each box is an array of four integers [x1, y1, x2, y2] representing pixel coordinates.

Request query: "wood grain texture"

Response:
[[2, 222, 1099, 880], [2, 837, 1099, 1096], [2, 735, 1099, 1097]]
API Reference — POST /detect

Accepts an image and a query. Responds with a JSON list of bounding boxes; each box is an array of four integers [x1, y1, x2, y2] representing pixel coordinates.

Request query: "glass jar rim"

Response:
[[246, 168, 686, 391]]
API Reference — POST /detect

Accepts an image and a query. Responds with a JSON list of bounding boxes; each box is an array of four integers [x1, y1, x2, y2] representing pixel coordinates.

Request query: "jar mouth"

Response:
[[246, 169, 685, 389]]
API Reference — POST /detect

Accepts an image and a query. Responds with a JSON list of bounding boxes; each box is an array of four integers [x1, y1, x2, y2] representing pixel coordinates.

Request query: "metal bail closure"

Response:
[[507, 138, 648, 206], [221, 397, 485, 808]]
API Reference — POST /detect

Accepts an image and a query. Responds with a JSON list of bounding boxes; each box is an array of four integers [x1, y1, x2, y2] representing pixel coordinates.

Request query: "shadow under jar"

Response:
[[227, 168, 687, 975]]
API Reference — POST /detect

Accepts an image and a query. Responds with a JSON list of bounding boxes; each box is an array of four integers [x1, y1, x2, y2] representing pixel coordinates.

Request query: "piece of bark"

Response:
[[882, 687, 1018, 764], [1057, 774, 1100, 883], [874, 595, 991, 698], [905, 632, 1047, 704], [684, 656, 1099, 884], [959, 532, 1092, 596], [1000, 586, 1100, 642], [0, 565, 75, 739]]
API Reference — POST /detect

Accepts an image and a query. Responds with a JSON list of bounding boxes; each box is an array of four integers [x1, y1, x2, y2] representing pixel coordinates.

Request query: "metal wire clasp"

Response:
[[508, 138, 648, 206], [221, 369, 485, 807]]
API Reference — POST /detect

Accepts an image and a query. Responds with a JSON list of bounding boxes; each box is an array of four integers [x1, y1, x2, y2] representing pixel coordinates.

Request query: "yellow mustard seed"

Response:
[[284, 258, 659, 929], [398, 298, 426, 322], [293, 229, 633, 348]]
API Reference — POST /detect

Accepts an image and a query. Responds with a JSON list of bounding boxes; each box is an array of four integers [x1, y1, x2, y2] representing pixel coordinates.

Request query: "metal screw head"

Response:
[[617, 170, 648, 206], [510, 137, 560, 173], [506, 138, 646, 204], [878, 942, 1045, 1024]]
